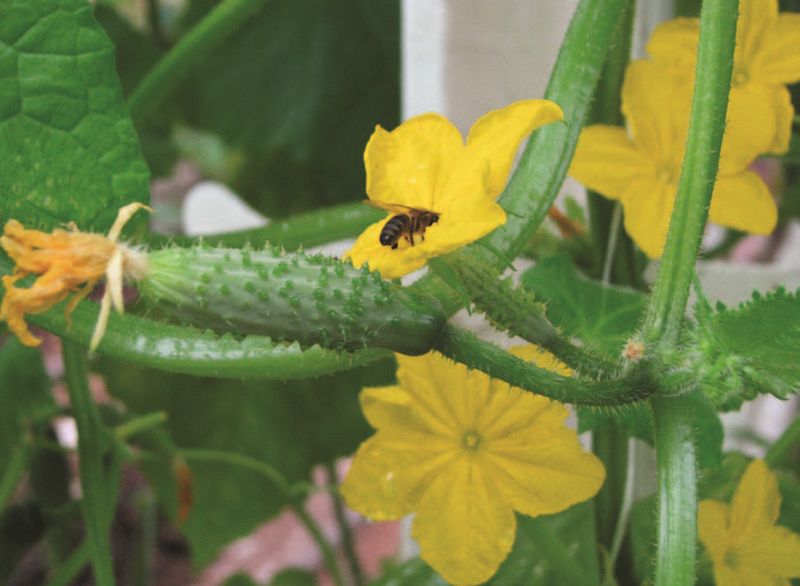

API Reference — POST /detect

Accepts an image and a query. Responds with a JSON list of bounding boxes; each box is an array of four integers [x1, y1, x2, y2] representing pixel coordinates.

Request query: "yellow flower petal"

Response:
[[730, 459, 781, 537], [364, 114, 462, 211], [465, 99, 564, 197], [412, 455, 516, 585], [745, 525, 800, 576], [509, 344, 572, 376], [736, 0, 778, 66], [619, 177, 675, 259], [699, 499, 731, 565], [396, 353, 468, 436], [345, 221, 429, 279], [569, 125, 654, 201], [340, 436, 415, 520], [622, 60, 691, 162], [647, 17, 700, 75], [722, 84, 790, 166], [359, 385, 411, 430], [754, 13, 800, 85], [346, 163, 505, 279], [710, 172, 777, 236], [484, 415, 605, 517]]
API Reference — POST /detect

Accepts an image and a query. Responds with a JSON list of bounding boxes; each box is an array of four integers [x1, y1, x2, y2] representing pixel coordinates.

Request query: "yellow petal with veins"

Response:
[[412, 455, 516, 585], [466, 99, 564, 197], [570, 125, 654, 201]]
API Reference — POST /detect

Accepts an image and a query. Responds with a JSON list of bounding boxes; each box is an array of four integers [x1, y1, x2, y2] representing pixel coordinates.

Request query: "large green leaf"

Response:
[[178, 0, 399, 216], [689, 287, 800, 409], [520, 255, 646, 357], [100, 357, 394, 565], [0, 0, 150, 232]]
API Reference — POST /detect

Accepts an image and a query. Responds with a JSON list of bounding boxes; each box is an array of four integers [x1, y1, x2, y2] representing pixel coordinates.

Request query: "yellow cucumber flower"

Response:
[[0, 203, 150, 349], [647, 0, 800, 153], [699, 459, 800, 586], [569, 59, 777, 258], [346, 100, 564, 279], [340, 346, 605, 585]]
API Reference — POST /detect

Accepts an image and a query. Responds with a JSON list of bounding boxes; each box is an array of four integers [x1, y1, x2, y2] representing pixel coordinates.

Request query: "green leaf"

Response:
[[0, 338, 55, 467], [689, 287, 800, 409], [520, 255, 646, 357], [99, 357, 394, 565], [178, 0, 399, 216], [487, 504, 600, 586], [94, 4, 177, 177], [0, 0, 150, 232]]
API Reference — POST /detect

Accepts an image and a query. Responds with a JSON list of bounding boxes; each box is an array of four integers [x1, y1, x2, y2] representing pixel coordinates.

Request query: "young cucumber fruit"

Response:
[[138, 246, 445, 356]]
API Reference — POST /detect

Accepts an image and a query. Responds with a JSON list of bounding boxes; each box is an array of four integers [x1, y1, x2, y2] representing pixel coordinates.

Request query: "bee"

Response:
[[364, 200, 441, 249]]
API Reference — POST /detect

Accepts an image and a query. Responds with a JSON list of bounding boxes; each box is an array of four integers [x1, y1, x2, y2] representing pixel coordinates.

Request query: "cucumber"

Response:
[[138, 246, 445, 356]]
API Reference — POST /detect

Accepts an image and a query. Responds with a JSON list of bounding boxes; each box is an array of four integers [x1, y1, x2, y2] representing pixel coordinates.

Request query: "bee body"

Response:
[[365, 200, 441, 250]]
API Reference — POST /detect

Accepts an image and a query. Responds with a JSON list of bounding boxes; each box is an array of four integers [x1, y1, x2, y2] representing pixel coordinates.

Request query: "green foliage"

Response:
[[178, 0, 400, 215], [0, 0, 150, 232], [100, 356, 393, 565], [269, 569, 317, 586], [521, 255, 646, 357], [689, 287, 800, 409], [93, 4, 177, 177], [0, 338, 55, 466]]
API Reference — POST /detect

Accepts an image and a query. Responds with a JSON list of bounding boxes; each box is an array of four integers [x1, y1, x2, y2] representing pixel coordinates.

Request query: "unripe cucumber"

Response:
[[138, 246, 445, 356]]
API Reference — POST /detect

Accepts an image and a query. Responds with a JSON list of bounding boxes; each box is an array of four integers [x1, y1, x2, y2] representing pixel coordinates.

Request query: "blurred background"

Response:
[[3, 0, 798, 584]]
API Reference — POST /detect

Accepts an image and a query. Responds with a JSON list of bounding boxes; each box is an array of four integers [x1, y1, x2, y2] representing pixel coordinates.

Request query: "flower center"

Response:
[[461, 430, 483, 452], [732, 67, 749, 87]]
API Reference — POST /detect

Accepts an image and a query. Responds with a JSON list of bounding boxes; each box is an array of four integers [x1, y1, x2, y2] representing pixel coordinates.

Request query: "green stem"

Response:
[[765, 416, 800, 468], [114, 412, 169, 441], [640, 0, 738, 347], [433, 324, 650, 406], [180, 449, 345, 586], [482, 0, 631, 261], [0, 443, 29, 510], [144, 201, 384, 251], [593, 426, 628, 552], [62, 340, 115, 586], [651, 395, 698, 586], [47, 541, 91, 586], [128, 0, 268, 123], [181, 449, 293, 494], [435, 250, 614, 378], [640, 1, 738, 583], [293, 503, 347, 586], [326, 462, 364, 586]]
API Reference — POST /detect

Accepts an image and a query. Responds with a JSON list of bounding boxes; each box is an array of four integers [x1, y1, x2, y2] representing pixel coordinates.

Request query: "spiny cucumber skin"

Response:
[[139, 246, 445, 356]]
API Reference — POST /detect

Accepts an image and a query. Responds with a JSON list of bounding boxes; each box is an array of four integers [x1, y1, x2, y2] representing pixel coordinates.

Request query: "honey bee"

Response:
[[364, 200, 441, 249]]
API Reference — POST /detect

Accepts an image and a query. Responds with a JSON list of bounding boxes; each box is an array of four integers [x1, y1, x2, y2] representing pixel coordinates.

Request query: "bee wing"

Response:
[[362, 199, 417, 214], [363, 200, 441, 216]]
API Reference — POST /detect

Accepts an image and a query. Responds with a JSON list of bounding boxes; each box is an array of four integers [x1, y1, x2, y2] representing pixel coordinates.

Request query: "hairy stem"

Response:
[[638, 1, 739, 584], [434, 324, 650, 406]]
